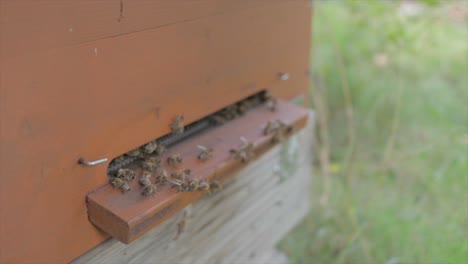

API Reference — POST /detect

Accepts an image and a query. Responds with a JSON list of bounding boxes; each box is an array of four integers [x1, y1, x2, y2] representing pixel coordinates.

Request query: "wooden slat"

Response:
[[73, 112, 314, 264]]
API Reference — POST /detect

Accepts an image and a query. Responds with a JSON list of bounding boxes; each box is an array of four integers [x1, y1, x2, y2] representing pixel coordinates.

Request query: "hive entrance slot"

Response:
[[89, 97, 308, 244], [107, 90, 271, 175]]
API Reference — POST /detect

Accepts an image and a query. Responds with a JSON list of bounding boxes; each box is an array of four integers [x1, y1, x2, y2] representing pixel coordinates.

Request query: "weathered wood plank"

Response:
[[73, 111, 314, 264]]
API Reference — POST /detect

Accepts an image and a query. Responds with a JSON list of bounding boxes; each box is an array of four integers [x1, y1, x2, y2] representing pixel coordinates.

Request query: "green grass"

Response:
[[279, 1, 467, 263]]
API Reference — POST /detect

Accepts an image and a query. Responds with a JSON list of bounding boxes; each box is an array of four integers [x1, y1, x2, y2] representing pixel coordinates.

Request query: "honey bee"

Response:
[[139, 173, 152, 186], [113, 155, 126, 164], [197, 145, 213, 161], [263, 121, 280, 135], [110, 177, 131, 193], [236, 101, 250, 115], [208, 181, 223, 193], [167, 154, 183, 167], [211, 114, 227, 125], [116, 168, 136, 182], [230, 137, 255, 162], [142, 183, 157, 197], [277, 120, 293, 134], [127, 148, 145, 159], [171, 115, 185, 135], [187, 179, 200, 191], [197, 181, 222, 194], [155, 169, 169, 184], [271, 130, 284, 143], [171, 169, 192, 182], [154, 144, 166, 156], [167, 178, 187, 192], [142, 156, 161, 171], [143, 142, 159, 155], [267, 98, 278, 111]]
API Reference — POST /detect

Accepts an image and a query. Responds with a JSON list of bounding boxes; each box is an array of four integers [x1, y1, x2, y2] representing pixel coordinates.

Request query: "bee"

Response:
[[113, 155, 126, 164], [139, 172, 152, 186], [171, 169, 192, 182], [263, 121, 280, 135], [187, 179, 200, 191], [277, 120, 293, 134], [143, 142, 159, 155], [110, 177, 131, 193], [197, 145, 213, 161], [167, 178, 187, 192], [208, 181, 223, 193], [211, 114, 227, 125], [141, 183, 157, 197], [266, 98, 278, 111], [167, 154, 183, 167], [236, 101, 250, 115], [230, 137, 255, 163], [142, 156, 161, 172], [271, 130, 284, 143], [154, 144, 166, 156], [197, 181, 222, 194], [155, 169, 169, 184], [171, 169, 184, 179], [171, 115, 185, 135], [127, 148, 144, 159], [116, 168, 136, 182]]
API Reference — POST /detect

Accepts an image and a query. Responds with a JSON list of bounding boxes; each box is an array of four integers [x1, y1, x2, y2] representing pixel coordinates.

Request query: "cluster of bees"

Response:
[[108, 115, 221, 197], [108, 91, 291, 197], [210, 91, 276, 125]]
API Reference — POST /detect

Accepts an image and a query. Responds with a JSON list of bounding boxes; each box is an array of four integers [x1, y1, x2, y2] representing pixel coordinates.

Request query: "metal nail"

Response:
[[78, 157, 109, 166], [278, 72, 290, 81]]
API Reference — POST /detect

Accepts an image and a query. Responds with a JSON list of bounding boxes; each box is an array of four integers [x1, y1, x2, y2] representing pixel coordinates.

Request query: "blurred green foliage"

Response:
[[279, 1, 467, 263]]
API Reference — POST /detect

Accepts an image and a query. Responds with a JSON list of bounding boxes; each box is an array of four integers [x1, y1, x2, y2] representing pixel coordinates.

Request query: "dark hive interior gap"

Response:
[[107, 90, 271, 177]]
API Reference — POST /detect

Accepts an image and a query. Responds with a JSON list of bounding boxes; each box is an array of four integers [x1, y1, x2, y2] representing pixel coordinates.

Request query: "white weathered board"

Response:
[[73, 112, 315, 264]]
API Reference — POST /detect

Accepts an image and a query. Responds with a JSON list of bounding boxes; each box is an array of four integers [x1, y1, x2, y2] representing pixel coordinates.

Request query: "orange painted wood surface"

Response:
[[0, 1, 311, 262]]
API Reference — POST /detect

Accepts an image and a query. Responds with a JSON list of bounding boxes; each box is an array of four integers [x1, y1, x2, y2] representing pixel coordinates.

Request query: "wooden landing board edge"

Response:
[[87, 100, 309, 243]]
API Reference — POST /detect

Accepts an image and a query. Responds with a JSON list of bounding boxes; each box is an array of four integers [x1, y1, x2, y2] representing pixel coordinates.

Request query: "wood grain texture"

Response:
[[73, 112, 315, 264]]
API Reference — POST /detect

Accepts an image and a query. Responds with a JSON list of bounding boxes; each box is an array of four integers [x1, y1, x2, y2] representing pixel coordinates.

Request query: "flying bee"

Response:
[[197, 145, 213, 161], [116, 168, 136, 182], [142, 156, 161, 172], [171, 115, 185, 135], [139, 173, 152, 186], [110, 178, 131, 193], [167, 154, 183, 167], [141, 183, 157, 197], [230, 137, 255, 162], [143, 141, 159, 155]]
